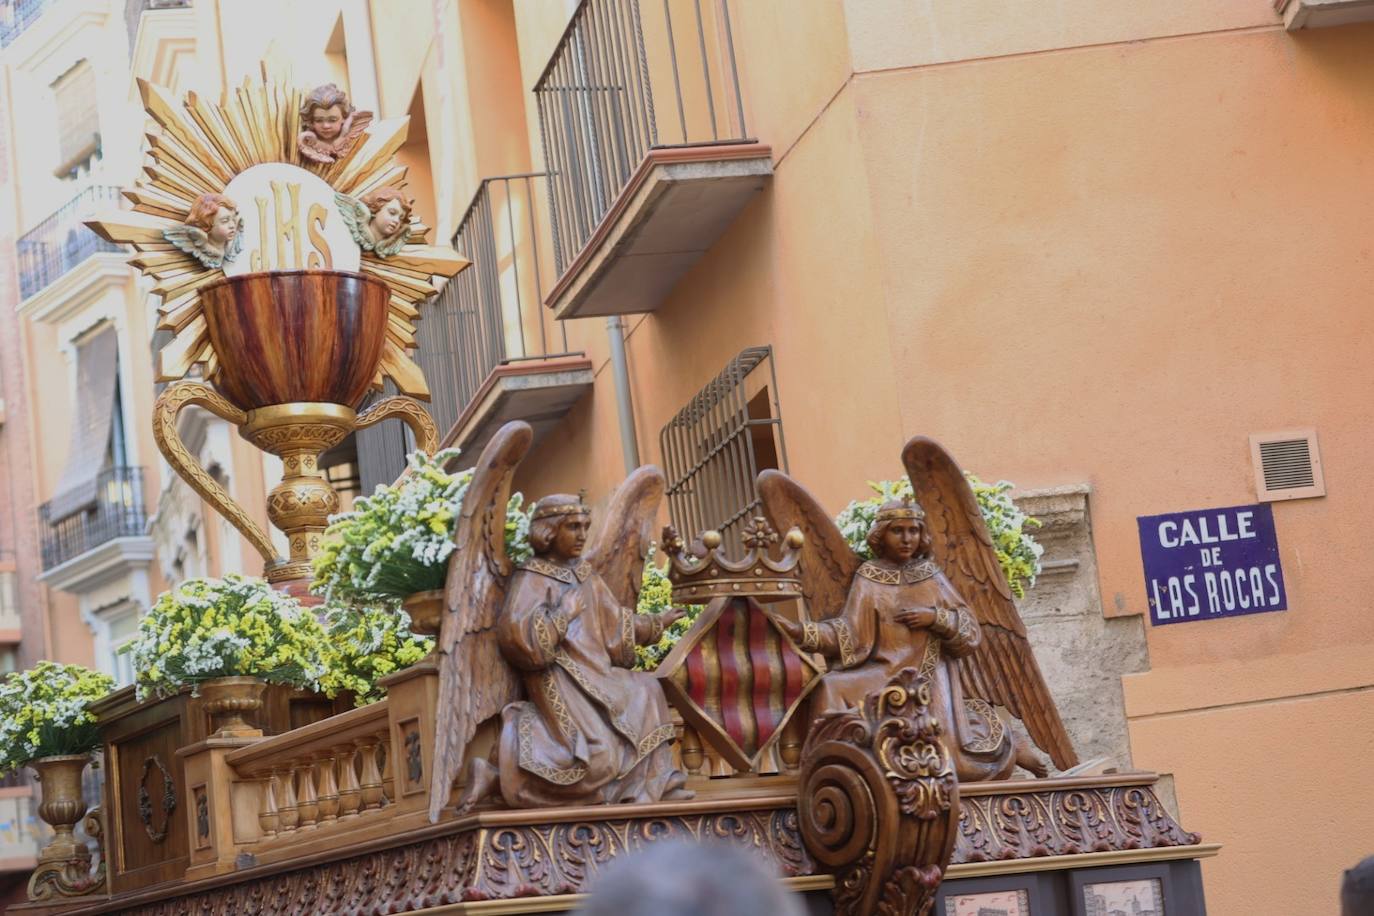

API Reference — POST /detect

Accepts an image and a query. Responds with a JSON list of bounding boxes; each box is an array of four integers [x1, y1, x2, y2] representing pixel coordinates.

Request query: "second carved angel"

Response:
[[427, 422, 693, 821], [759, 436, 1079, 781]]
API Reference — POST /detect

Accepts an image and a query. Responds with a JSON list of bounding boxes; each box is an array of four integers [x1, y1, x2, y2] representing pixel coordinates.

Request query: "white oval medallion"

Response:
[[222, 163, 361, 276]]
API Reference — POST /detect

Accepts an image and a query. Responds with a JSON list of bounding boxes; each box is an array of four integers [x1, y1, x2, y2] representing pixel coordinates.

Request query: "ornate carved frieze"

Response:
[[953, 779, 1201, 864], [74, 805, 810, 915]]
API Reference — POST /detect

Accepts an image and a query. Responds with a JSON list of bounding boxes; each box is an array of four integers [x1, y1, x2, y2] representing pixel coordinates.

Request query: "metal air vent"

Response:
[[1250, 429, 1324, 502]]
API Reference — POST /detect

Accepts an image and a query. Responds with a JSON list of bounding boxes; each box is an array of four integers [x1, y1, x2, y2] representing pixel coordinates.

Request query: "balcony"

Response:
[[0, 0, 50, 48], [38, 466, 148, 572], [535, 0, 771, 320], [16, 185, 123, 302], [413, 174, 593, 469]]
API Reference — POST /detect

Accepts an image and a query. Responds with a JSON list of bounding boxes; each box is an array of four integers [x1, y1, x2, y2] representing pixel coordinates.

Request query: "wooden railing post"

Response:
[[377, 658, 441, 815]]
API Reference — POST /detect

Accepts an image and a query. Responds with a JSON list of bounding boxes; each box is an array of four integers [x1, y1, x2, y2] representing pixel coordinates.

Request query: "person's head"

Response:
[[529, 494, 591, 560], [300, 83, 353, 140], [187, 193, 238, 245], [865, 498, 931, 563], [361, 187, 412, 240], [1342, 855, 1374, 915], [578, 840, 803, 916]]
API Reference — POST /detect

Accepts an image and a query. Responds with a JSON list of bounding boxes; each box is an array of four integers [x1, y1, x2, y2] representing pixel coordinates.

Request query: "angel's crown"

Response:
[[531, 490, 589, 521], [663, 517, 803, 604], [875, 497, 925, 523]]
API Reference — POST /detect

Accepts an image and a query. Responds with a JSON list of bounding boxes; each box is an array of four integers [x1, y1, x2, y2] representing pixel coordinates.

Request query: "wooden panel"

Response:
[[107, 702, 192, 894]]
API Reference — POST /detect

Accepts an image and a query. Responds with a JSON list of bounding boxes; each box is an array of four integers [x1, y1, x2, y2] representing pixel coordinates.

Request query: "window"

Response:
[[51, 60, 101, 177], [107, 607, 140, 687], [660, 346, 788, 552], [0, 570, 16, 628]]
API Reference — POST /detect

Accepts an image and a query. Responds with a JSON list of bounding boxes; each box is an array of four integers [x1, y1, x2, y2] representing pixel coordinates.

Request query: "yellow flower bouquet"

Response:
[[130, 574, 330, 701], [0, 662, 114, 774]]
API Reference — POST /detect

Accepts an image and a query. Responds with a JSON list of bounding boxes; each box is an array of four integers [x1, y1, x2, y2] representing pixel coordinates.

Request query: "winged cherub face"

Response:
[[370, 199, 407, 240], [551, 515, 591, 560], [209, 206, 238, 246], [308, 104, 346, 141], [877, 518, 924, 563]]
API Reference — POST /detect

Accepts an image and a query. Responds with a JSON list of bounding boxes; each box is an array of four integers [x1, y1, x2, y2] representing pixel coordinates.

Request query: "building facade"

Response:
[[1, 1, 1372, 913]]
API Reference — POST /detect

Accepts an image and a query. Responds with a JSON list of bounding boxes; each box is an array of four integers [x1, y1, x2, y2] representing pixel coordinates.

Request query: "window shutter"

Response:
[[52, 61, 100, 175]]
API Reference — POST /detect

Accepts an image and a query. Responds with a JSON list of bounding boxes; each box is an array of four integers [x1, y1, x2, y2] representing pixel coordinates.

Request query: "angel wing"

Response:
[[334, 192, 375, 251], [583, 465, 666, 611], [340, 110, 373, 151], [427, 421, 533, 822], [161, 224, 219, 268], [902, 436, 1078, 771], [757, 470, 861, 619], [372, 222, 414, 258]]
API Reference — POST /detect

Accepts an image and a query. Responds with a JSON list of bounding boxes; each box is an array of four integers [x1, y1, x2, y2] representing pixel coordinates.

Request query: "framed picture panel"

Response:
[[1068, 861, 1206, 916], [935, 872, 1068, 914]]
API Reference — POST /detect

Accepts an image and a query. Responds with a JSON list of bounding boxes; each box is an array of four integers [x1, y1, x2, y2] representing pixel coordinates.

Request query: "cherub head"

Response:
[[530, 494, 592, 561], [299, 83, 354, 142], [866, 498, 931, 564], [187, 193, 239, 250], [360, 187, 412, 243]]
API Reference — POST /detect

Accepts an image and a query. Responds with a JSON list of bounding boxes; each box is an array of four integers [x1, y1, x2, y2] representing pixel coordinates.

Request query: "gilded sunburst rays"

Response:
[[86, 66, 467, 398]]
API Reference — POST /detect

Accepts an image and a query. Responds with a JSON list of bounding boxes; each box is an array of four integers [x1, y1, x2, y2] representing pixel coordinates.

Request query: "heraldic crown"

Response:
[[662, 516, 803, 604]]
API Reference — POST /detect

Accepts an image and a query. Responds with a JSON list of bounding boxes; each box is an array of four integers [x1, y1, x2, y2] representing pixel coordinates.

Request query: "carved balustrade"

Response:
[[223, 702, 393, 845]]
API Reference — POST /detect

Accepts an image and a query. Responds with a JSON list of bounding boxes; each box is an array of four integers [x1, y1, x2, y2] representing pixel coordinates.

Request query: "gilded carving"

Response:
[[354, 396, 440, 457], [153, 381, 276, 564]]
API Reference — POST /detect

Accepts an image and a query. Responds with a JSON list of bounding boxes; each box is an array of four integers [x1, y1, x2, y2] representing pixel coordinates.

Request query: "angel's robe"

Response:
[[492, 556, 688, 807], [802, 557, 1019, 781]]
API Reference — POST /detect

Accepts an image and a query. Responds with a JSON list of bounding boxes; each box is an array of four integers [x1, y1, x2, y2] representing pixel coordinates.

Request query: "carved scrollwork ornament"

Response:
[[26, 807, 106, 901], [798, 667, 959, 916], [138, 756, 177, 843]]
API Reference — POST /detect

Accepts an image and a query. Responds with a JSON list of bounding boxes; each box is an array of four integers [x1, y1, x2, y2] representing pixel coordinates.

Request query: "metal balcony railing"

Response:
[[38, 466, 147, 570], [0, 0, 50, 48], [413, 174, 577, 438], [16, 185, 123, 300], [534, 0, 750, 273]]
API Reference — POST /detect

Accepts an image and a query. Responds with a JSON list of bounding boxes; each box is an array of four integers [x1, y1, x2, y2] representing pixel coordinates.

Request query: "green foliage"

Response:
[[0, 662, 114, 773], [634, 545, 703, 670], [834, 476, 1044, 598], [318, 602, 434, 705], [312, 449, 532, 606], [131, 574, 331, 701]]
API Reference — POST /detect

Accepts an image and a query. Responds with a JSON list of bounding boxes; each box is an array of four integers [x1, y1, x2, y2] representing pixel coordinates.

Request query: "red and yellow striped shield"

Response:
[[659, 595, 820, 770]]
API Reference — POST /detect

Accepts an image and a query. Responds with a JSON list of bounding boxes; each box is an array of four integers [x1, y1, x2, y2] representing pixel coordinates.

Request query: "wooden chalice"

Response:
[[152, 271, 437, 591]]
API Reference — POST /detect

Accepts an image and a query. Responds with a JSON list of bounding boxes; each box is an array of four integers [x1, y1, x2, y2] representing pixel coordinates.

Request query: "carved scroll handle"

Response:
[[798, 668, 959, 916], [355, 396, 440, 458], [153, 381, 278, 565]]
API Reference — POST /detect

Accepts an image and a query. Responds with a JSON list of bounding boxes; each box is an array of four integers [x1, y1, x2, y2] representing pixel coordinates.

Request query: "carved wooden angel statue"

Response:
[[335, 188, 413, 257], [297, 83, 373, 164], [428, 422, 693, 822], [760, 436, 1078, 780], [162, 193, 243, 269]]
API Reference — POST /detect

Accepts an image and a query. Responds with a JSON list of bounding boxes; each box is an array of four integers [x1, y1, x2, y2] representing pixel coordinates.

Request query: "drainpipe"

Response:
[[605, 316, 640, 472]]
